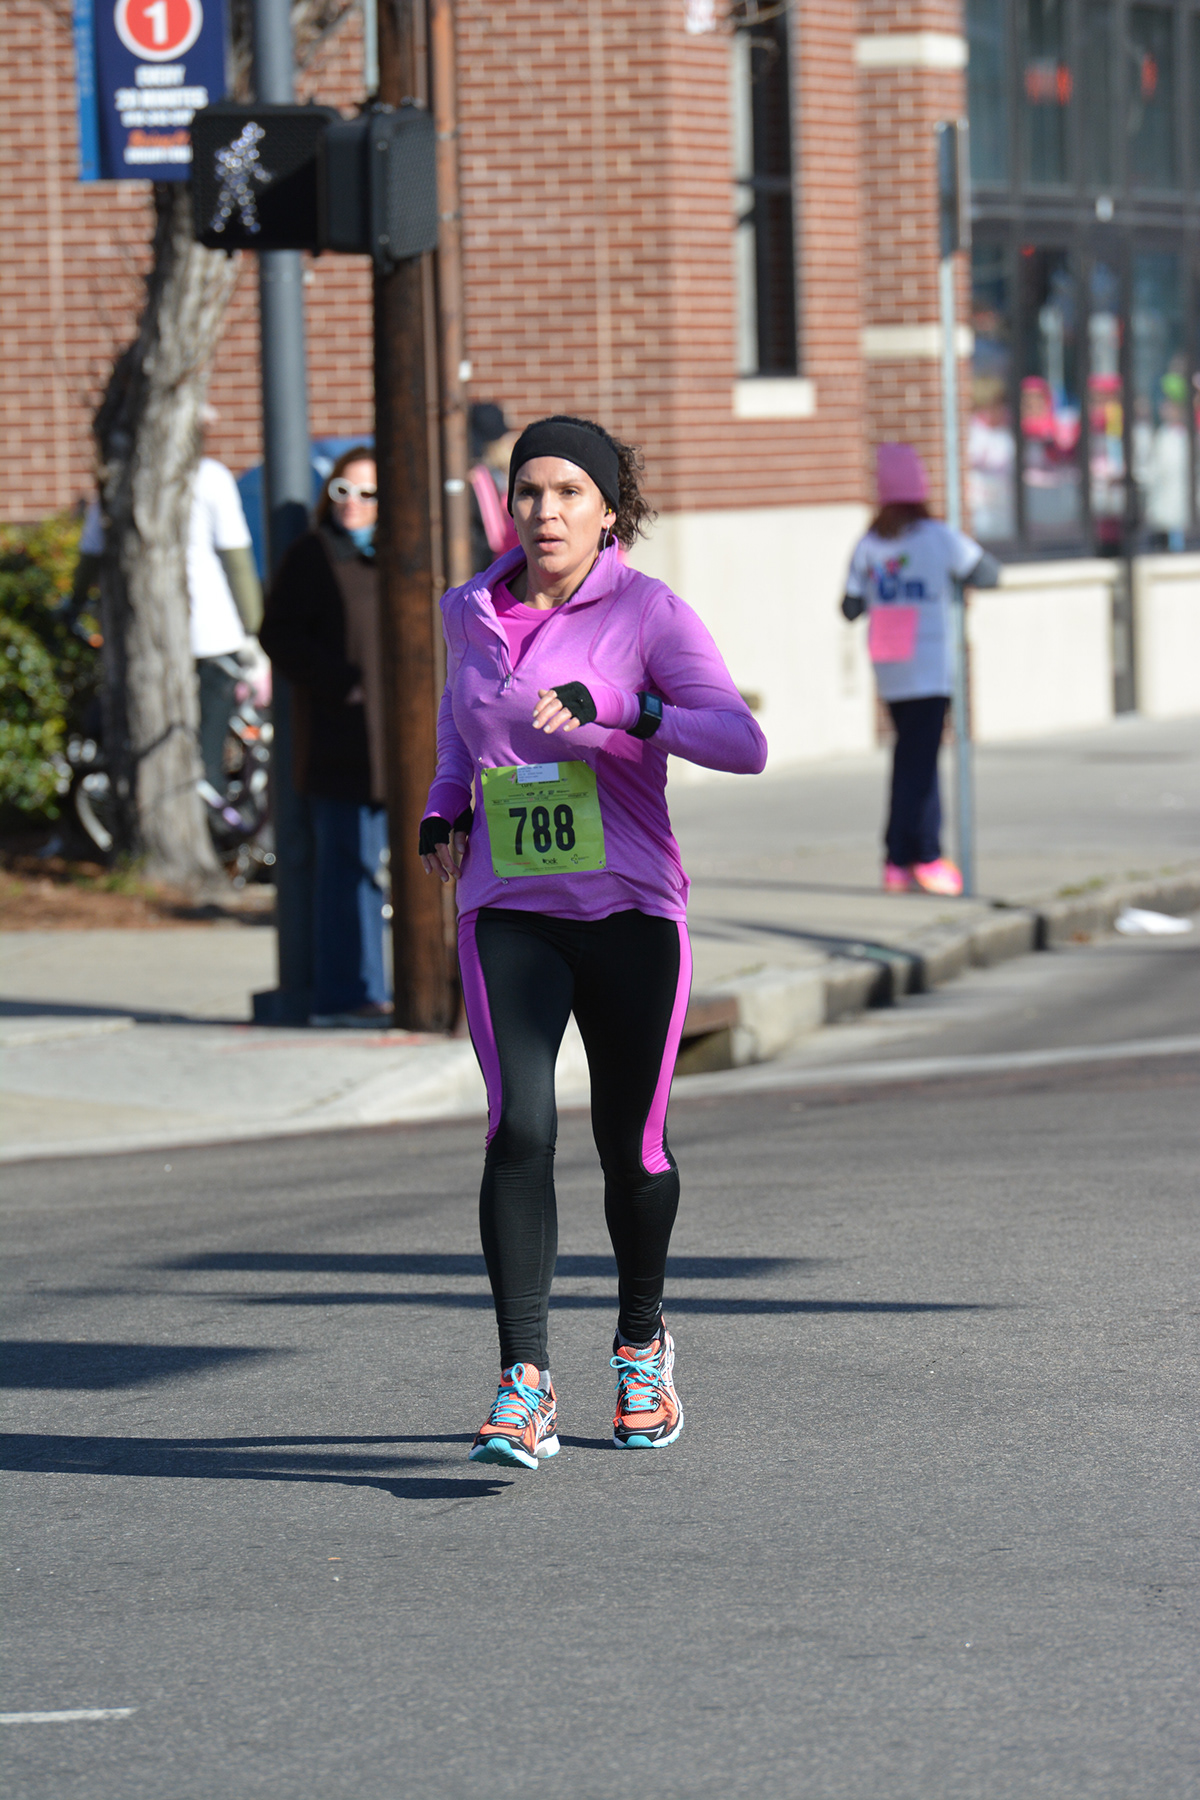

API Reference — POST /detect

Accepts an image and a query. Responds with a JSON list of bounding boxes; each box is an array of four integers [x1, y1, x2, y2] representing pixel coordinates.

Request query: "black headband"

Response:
[[506, 419, 620, 515]]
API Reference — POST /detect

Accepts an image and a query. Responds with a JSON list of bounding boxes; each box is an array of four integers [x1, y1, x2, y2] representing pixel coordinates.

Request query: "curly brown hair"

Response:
[[539, 415, 656, 549], [869, 501, 932, 540]]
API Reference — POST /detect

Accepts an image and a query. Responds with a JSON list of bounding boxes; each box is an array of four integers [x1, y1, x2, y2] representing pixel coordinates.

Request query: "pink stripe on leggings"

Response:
[[641, 922, 693, 1175], [458, 916, 503, 1145]]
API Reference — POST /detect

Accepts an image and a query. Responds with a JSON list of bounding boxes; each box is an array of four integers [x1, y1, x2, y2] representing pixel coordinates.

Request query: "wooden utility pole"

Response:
[[375, 0, 457, 1030]]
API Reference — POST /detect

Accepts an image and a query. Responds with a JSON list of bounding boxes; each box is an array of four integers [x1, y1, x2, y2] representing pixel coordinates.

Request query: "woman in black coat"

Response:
[[259, 447, 391, 1025]]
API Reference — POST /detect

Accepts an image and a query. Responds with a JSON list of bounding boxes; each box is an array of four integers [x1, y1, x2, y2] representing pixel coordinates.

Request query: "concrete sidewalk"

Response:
[[2, 713, 1197, 1162]]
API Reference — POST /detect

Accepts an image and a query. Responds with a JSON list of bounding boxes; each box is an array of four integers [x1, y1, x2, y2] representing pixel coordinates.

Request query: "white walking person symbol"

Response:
[[209, 122, 272, 235]]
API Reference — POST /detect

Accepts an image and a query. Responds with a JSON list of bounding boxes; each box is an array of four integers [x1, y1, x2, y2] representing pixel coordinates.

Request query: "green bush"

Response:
[[0, 513, 100, 820]]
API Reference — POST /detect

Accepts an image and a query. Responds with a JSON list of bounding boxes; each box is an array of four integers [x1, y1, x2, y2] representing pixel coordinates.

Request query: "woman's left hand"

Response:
[[533, 683, 595, 734]]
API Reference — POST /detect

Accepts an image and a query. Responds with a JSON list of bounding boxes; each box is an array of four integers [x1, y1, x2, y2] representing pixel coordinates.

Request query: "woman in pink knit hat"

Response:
[[841, 443, 999, 896]]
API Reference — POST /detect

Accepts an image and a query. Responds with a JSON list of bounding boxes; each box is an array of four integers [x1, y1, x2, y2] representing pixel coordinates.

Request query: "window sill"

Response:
[[733, 378, 816, 420]]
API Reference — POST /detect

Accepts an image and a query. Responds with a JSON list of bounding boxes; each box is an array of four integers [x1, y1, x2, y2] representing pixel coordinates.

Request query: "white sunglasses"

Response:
[[328, 477, 378, 503]]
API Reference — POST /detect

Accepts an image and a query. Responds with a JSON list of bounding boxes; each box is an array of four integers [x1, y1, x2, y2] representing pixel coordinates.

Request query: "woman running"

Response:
[[419, 414, 767, 1468], [842, 442, 999, 896]]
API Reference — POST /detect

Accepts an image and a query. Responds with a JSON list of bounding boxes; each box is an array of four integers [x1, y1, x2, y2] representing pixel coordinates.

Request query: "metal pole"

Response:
[[939, 251, 974, 897], [375, 0, 458, 1031], [430, 0, 471, 590], [362, 0, 379, 95], [251, 0, 316, 1025]]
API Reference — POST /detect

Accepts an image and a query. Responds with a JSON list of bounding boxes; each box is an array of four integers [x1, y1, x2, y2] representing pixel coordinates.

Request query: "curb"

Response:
[[6, 868, 1196, 1165], [678, 867, 1200, 1073]]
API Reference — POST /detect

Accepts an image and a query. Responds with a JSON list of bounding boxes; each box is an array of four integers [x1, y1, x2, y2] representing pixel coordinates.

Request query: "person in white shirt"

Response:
[[842, 443, 999, 897], [71, 415, 263, 795], [188, 427, 262, 791]]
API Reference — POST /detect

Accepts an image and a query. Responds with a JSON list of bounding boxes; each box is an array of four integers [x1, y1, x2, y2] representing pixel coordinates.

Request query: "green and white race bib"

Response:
[[480, 761, 606, 878]]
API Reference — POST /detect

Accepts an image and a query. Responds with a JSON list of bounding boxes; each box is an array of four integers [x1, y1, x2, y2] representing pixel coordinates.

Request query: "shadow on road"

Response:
[[0, 1432, 509, 1501], [230, 1292, 993, 1315], [164, 1252, 821, 1279], [0, 1342, 284, 1390]]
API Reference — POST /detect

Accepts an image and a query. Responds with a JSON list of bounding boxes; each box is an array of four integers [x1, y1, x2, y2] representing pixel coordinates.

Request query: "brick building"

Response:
[[4, 0, 1198, 759]]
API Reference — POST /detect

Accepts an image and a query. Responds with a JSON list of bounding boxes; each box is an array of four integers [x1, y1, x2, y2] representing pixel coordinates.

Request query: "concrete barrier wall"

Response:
[[1133, 555, 1200, 718], [968, 560, 1116, 742], [631, 503, 874, 778], [633, 508, 1198, 773]]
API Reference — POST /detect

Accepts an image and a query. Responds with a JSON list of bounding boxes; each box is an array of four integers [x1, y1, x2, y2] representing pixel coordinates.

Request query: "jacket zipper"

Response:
[[481, 583, 587, 694]]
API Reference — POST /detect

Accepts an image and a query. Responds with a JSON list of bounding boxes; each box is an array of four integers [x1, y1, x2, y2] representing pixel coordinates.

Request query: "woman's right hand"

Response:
[[418, 813, 470, 882]]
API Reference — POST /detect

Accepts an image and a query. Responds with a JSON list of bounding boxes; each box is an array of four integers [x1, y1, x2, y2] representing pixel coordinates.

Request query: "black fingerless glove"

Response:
[[418, 807, 472, 857], [418, 815, 449, 857], [551, 681, 597, 726], [841, 594, 866, 621]]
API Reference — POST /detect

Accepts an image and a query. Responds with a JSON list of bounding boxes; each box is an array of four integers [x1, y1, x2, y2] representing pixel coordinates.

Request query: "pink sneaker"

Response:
[[912, 858, 963, 897], [883, 863, 914, 892]]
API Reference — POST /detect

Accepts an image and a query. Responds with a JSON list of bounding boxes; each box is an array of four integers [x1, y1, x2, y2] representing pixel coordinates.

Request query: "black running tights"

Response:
[[459, 907, 693, 1369]]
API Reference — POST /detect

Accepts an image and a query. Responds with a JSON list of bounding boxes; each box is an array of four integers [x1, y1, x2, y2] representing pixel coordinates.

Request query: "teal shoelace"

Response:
[[611, 1346, 662, 1414], [486, 1364, 543, 1430]]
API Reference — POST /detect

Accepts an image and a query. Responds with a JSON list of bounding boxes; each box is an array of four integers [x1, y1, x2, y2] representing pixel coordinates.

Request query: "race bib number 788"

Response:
[[480, 761, 606, 878]]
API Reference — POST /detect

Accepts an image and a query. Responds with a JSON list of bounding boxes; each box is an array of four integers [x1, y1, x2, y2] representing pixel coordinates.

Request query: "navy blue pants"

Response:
[[311, 798, 390, 1013], [885, 695, 948, 868]]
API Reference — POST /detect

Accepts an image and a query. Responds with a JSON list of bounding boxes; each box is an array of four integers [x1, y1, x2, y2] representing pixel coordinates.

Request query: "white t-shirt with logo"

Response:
[[845, 519, 983, 701], [188, 457, 253, 660]]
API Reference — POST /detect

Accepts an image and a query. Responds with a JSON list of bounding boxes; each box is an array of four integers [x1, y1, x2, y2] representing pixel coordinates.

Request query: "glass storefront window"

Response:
[[1082, 0, 1114, 187], [1127, 7, 1177, 189], [1020, 246, 1082, 540], [1088, 260, 1125, 549], [1131, 249, 1189, 542], [1021, 0, 1071, 184], [970, 243, 1017, 539], [965, 2, 1200, 557], [969, 0, 1010, 184]]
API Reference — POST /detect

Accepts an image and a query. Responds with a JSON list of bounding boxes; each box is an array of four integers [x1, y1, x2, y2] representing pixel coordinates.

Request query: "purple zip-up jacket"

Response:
[[425, 543, 768, 924]]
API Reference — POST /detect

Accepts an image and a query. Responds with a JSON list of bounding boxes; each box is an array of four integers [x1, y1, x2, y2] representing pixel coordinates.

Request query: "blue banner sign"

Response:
[[74, 0, 226, 181]]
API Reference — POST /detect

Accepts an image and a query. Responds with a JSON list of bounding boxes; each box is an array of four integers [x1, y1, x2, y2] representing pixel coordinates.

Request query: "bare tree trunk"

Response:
[[94, 184, 240, 888], [90, 0, 351, 889]]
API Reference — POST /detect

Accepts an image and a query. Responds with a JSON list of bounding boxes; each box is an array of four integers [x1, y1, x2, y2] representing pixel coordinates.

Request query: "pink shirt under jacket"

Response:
[[425, 543, 768, 924]]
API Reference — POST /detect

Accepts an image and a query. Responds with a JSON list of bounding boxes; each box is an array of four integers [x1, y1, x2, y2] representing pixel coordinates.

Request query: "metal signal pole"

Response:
[[374, 0, 458, 1030], [936, 118, 975, 898], [251, 0, 315, 1024]]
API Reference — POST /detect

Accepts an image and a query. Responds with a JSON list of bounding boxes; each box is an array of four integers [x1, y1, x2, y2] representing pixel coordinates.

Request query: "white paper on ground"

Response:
[[1113, 907, 1193, 936]]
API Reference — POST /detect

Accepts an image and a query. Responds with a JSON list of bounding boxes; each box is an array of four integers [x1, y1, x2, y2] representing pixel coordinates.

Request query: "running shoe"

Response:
[[883, 862, 914, 892], [611, 1323, 683, 1449], [468, 1363, 559, 1470], [912, 857, 963, 897]]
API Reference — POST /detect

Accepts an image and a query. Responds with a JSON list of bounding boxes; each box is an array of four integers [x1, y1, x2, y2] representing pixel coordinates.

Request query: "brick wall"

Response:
[[1, 1, 154, 519], [0, 0, 375, 523], [1, 1, 964, 530], [857, 0, 971, 517], [454, 0, 866, 514]]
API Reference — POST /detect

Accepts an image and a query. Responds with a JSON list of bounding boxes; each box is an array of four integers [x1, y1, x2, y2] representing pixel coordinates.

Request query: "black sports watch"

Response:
[[627, 692, 664, 740]]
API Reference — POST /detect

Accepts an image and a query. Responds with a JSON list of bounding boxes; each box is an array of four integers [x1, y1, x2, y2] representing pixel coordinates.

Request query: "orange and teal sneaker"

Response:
[[468, 1364, 559, 1470], [611, 1322, 683, 1450], [912, 857, 963, 897]]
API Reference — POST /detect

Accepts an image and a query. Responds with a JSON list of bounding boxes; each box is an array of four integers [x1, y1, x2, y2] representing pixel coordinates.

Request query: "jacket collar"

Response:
[[319, 521, 371, 566], [462, 543, 623, 619]]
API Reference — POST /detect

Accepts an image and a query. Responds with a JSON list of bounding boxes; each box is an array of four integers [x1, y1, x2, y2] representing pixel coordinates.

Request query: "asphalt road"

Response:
[[2, 933, 1199, 1799]]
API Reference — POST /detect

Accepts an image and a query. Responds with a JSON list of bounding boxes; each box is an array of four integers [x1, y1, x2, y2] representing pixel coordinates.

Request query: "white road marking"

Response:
[[0, 1709, 136, 1725], [674, 1033, 1200, 1099]]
